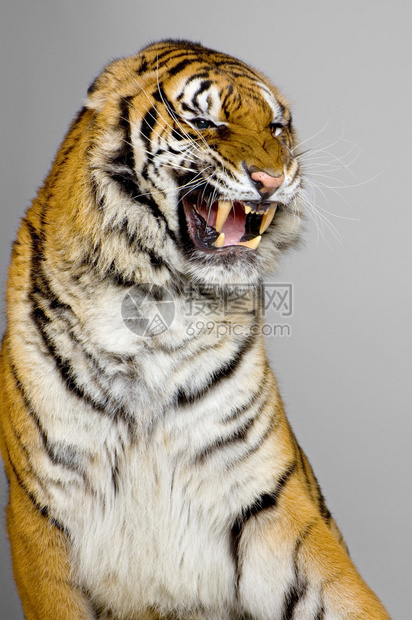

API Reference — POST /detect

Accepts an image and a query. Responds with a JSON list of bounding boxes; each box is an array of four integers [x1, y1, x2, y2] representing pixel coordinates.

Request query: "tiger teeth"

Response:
[[244, 205, 252, 215], [238, 235, 262, 249], [259, 205, 277, 234], [214, 232, 225, 247], [215, 201, 232, 232]]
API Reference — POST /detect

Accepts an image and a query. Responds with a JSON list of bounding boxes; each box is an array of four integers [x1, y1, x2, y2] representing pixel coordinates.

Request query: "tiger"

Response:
[[0, 39, 390, 620]]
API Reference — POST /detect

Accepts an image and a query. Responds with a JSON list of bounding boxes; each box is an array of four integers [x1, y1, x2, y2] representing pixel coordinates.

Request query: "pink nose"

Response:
[[251, 170, 285, 193]]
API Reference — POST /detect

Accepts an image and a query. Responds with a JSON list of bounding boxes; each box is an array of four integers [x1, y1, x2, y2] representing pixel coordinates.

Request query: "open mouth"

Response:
[[182, 193, 278, 253]]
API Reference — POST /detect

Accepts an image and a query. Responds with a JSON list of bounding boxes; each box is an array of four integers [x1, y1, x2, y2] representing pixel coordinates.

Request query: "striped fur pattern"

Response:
[[0, 40, 389, 619]]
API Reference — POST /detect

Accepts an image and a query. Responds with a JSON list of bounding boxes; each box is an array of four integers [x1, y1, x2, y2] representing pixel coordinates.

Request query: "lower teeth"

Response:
[[214, 233, 225, 247], [238, 236, 262, 249]]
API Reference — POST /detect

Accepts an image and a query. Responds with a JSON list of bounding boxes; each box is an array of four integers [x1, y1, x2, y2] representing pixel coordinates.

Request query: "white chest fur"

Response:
[[17, 282, 274, 617], [69, 429, 239, 616]]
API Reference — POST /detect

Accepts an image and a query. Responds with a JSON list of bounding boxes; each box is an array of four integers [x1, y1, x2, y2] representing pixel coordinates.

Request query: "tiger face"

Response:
[[86, 40, 303, 285]]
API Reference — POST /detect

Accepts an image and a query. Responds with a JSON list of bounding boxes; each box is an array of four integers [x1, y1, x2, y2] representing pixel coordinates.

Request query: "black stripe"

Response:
[[30, 296, 134, 431], [229, 410, 280, 469], [26, 222, 72, 315], [167, 57, 202, 77], [213, 60, 261, 80], [140, 106, 158, 150], [104, 98, 177, 245], [104, 167, 178, 248], [180, 102, 196, 114], [111, 461, 120, 496], [222, 385, 264, 424], [195, 416, 256, 464], [230, 461, 297, 588], [171, 127, 185, 141], [313, 475, 332, 524], [281, 579, 307, 620], [298, 446, 315, 502], [27, 218, 138, 432], [89, 176, 105, 210], [109, 443, 125, 497], [297, 445, 332, 525], [27, 219, 110, 412], [116, 218, 165, 268], [7, 349, 87, 477], [98, 97, 145, 205], [221, 87, 236, 118], [240, 462, 297, 523], [112, 96, 135, 172], [87, 76, 99, 95], [281, 524, 315, 620], [31, 302, 107, 410], [30, 291, 134, 429], [152, 84, 179, 121], [175, 333, 255, 406], [137, 56, 149, 75], [193, 80, 212, 106], [176, 72, 211, 100], [277, 102, 286, 117], [136, 193, 178, 244], [108, 169, 142, 200], [90, 187, 175, 275], [4, 444, 67, 534], [144, 48, 197, 70], [196, 390, 274, 464]]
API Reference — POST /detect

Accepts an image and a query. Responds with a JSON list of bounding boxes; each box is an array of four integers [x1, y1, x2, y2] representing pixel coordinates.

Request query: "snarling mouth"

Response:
[[182, 193, 278, 252]]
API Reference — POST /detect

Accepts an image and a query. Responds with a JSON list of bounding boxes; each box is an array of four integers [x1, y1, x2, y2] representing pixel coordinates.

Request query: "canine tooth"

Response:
[[259, 205, 277, 234], [214, 233, 225, 248], [215, 201, 232, 232], [238, 235, 262, 249], [244, 205, 252, 215]]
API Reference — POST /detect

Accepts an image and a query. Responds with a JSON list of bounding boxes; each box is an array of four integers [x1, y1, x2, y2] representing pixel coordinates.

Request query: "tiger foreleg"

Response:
[[6, 479, 95, 620], [236, 473, 390, 620]]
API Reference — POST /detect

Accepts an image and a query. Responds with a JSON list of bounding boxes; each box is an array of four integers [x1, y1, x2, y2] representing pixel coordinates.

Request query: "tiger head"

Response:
[[85, 40, 303, 286]]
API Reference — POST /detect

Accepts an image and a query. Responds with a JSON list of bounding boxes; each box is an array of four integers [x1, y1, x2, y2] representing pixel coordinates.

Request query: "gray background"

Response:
[[1, 1, 411, 618]]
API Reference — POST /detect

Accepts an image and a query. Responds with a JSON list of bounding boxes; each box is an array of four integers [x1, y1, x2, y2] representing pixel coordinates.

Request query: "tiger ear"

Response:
[[85, 79, 104, 111], [84, 58, 128, 111], [85, 68, 119, 112], [85, 57, 145, 112]]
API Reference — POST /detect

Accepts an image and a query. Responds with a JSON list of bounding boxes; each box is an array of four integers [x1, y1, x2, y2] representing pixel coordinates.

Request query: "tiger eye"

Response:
[[191, 118, 216, 130]]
